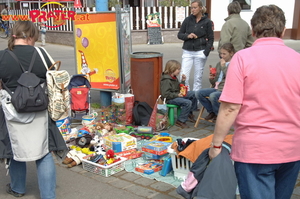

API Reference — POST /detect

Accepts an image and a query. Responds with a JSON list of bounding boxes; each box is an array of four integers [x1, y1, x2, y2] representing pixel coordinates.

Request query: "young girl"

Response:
[[160, 60, 198, 128], [195, 43, 235, 121]]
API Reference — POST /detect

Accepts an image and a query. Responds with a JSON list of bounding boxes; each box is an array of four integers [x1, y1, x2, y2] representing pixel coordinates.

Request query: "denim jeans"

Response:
[[9, 152, 56, 199], [181, 49, 207, 91], [195, 88, 221, 115], [168, 91, 197, 123], [235, 161, 300, 199]]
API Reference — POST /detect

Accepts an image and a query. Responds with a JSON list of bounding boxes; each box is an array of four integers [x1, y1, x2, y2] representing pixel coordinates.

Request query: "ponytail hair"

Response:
[[8, 20, 39, 50]]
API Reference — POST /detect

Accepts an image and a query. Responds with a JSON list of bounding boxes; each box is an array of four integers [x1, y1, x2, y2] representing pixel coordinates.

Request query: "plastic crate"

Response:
[[167, 138, 198, 180], [82, 155, 127, 177]]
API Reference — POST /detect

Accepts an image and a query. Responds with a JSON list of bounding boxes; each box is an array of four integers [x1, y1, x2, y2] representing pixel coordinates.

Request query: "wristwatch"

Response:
[[211, 142, 222, 149]]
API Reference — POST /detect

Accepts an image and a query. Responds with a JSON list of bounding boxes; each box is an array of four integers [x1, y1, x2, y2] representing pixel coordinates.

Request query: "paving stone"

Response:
[[68, 165, 84, 172], [168, 189, 184, 199], [134, 177, 157, 186], [148, 193, 175, 199], [125, 184, 157, 198], [92, 174, 117, 183], [120, 172, 142, 181], [108, 178, 133, 189], [150, 181, 174, 192]]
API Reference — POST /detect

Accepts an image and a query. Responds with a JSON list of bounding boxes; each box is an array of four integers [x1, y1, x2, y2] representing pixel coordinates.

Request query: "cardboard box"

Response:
[[104, 133, 137, 153], [142, 141, 171, 155]]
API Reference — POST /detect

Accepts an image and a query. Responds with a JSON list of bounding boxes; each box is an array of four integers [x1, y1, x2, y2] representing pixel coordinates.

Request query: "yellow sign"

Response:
[[74, 13, 120, 90]]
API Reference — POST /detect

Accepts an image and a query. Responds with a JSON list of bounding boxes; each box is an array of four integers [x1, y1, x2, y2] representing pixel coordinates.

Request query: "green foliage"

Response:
[[108, 0, 122, 8], [91, 103, 101, 109], [159, 0, 189, 7]]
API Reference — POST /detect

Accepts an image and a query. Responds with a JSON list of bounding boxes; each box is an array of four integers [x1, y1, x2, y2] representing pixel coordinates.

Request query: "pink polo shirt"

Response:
[[220, 37, 300, 164]]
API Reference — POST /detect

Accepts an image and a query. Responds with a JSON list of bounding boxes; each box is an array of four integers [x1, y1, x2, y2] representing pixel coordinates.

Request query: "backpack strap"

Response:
[[6, 49, 37, 73], [35, 46, 60, 70]]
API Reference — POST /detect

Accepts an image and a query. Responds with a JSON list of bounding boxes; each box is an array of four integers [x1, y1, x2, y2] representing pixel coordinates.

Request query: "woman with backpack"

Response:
[[0, 21, 67, 199]]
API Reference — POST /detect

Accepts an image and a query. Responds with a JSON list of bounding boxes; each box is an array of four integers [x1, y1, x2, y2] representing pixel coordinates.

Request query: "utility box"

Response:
[[130, 52, 163, 108]]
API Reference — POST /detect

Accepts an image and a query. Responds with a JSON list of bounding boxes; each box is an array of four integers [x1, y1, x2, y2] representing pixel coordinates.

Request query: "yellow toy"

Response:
[[149, 132, 172, 143]]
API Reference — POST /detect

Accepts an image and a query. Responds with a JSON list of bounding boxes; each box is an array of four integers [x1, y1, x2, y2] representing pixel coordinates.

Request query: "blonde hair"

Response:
[[191, 0, 206, 13], [163, 60, 181, 75], [8, 20, 39, 50]]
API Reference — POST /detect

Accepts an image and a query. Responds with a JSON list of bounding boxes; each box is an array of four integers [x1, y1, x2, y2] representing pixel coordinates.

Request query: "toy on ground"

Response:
[[130, 126, 157, 140], [63, 145, 95, 168], [149, 132, 172, 143], [135, 160, 164, 174], [115, 126, 156, 140], [94, 122, 114, 137], [89, 135, 107, 155]]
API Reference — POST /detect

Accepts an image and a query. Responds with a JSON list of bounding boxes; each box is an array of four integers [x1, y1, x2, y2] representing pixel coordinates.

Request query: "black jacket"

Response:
[[176, 145, 237, 199], [178, 14, 214, 56]]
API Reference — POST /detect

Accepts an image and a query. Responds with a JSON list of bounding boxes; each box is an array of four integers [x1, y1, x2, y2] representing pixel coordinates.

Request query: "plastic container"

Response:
[[167, 137, 198, 180], [159, 155, 173, 177], [56, 117, 71, 136], [82, 155, 127, 177]]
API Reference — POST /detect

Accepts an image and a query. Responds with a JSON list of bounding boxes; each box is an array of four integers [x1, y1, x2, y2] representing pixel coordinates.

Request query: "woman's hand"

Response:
[[208, 147, 222, 159], [188, 33, 197, 39]]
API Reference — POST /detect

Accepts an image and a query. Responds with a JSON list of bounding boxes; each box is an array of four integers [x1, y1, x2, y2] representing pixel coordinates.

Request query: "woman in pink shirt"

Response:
[[209, 5, 300, 199]]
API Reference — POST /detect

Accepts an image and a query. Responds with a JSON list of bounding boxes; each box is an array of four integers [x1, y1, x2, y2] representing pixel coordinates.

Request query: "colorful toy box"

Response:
[[142, 141, 171, 155], [144, 152, 169, 160], [115, 148, 143, 159], [103, 133, 137, 153], [135, 161, 163, 175]]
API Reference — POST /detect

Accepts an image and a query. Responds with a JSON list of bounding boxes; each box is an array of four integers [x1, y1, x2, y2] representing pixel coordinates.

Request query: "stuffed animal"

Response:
[[63, 145, 95, 168], [90, 135, 107, 155]]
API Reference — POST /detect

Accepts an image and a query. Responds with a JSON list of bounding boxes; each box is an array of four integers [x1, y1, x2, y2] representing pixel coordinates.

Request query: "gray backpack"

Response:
[[3, 50, 48, 113]]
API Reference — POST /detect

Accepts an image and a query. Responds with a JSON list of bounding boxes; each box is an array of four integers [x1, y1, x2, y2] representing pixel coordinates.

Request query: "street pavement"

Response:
[[0, 38, 300, 199]]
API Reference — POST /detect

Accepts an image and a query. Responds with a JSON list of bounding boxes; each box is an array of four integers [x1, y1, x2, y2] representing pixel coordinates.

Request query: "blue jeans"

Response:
[[9, 153, 56, 199], [181, 49, 207, 91], [195, 88, 221, 115], [168, 91, 197, 123], [235, 161, 300, 199]]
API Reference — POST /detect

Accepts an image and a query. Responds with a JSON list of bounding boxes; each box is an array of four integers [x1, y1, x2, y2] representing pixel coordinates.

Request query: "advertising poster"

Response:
[[74, 13, 120, 90], [146, 12, 163, 45]]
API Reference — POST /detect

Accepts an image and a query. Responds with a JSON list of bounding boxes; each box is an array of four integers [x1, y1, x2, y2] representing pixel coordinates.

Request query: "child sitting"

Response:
[[195, 43, 235, 121], [160, 60, 198, 128]]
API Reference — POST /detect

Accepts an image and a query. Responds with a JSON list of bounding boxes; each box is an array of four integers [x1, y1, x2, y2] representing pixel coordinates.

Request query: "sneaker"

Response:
[[204, 112, 216, 120], [175, 121, 189, 128], [188, 114, 196, 123], [6, 184, 24, 197]]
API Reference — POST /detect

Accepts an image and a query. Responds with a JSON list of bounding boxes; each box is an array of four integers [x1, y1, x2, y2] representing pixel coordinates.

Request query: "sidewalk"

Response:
[[0, 39, 300, 199]]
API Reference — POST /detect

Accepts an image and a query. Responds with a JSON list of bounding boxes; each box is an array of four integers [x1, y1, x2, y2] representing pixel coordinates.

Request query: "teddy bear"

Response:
[[93, 122, 114, 137]]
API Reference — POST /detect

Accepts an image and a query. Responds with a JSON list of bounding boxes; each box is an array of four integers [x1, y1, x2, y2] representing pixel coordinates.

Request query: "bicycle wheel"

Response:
[[0, 27, 8, 38]]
